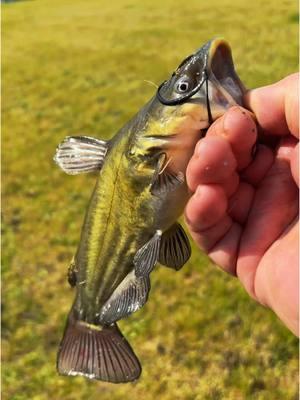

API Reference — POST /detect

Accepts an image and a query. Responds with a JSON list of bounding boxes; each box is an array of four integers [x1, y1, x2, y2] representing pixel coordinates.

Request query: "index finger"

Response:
[[244, 73, 299, 138]]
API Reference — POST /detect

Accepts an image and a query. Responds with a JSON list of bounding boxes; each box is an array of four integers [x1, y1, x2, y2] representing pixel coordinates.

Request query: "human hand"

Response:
[[185, 73, 299, 335]]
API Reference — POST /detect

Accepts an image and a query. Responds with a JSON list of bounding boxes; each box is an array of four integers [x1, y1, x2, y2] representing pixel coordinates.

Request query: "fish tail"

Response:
[[57, 309, 141, 383]]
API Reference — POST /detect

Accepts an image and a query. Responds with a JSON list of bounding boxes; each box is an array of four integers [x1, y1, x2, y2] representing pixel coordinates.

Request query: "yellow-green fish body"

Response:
[[54, 38, 245, 383], [75, 101, 207, 314]]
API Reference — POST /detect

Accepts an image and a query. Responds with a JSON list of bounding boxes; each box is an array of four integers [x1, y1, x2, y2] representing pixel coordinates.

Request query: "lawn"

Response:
[[2, 0, 298, 399]]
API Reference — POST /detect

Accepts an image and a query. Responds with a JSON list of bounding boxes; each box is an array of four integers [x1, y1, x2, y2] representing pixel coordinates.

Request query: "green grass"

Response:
[[2, 0, 298, 399]]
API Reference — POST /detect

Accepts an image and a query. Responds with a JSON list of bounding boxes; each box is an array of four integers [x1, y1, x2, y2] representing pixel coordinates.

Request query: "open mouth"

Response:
[[207, 39, 245, 105], [156, 38, 246, 124]]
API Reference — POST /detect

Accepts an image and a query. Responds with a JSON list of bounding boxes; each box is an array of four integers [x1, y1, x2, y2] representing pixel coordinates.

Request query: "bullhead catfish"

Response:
[[54, 38, 245, 383]]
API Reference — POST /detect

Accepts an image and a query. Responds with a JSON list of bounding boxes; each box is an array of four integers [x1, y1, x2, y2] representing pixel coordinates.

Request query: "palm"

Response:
[[185, 75, 299, 335], [255, 216, 298, 331], [237, 139, 298, 331]]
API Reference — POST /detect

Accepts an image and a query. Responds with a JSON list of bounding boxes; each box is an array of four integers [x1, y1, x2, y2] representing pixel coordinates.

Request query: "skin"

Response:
[[185, 73, 299, 336]]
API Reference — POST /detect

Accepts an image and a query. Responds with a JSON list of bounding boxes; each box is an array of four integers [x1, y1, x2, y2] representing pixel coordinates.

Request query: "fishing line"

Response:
[[205, 72, 213, 126], [156, 76, 206, 106]]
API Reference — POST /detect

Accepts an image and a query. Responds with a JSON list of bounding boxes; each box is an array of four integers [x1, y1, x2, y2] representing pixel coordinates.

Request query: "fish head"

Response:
[[128, 39, 246, 181], [157, 38, 246, 128]]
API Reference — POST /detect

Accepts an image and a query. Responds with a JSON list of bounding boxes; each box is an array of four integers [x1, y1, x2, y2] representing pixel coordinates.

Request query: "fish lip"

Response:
[[205, 38, 246, 105]]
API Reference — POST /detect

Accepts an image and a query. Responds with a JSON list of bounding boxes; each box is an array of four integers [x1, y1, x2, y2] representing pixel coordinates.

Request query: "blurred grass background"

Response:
[[2, 0, 299, 399]]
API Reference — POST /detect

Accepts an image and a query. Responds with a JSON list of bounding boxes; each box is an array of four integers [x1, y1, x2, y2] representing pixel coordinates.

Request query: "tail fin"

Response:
[[57, 311, 141, 383]]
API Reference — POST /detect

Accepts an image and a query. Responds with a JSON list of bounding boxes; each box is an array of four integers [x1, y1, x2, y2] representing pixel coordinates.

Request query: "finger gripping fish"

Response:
[[54, 38, 245, 383]]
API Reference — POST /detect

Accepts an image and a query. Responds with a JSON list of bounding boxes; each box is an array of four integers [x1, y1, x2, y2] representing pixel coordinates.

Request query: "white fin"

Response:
[[134, 231, 162, 277], [99, 270, 150, 325], [159, 223, 191, 270], [54, 136, 109, 175]]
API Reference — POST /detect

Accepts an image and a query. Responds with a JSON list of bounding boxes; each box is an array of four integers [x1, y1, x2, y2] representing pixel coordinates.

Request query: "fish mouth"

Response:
[[205, 38, 246, 117], [156, 38, 246, 124]]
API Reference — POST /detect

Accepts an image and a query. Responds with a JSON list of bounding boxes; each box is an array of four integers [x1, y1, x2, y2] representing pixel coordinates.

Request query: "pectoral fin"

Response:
[[159, 223, 191, 270], [134, 231, 162, 277], [151, 170, 185, 196], [150, 154, 185, 196], [99, 270, 150, 325], [54, 136, 109, 174]]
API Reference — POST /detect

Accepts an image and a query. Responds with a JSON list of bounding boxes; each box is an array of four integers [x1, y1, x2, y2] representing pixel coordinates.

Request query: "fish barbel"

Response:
[[54, 38, 245, 383]]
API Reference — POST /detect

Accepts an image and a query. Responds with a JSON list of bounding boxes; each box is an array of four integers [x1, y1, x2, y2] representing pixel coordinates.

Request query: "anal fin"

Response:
[[159, 223, 191, 270], [57, 311, 141, 383], [100, 230, 164, 325], [99, 270, 150, 325]]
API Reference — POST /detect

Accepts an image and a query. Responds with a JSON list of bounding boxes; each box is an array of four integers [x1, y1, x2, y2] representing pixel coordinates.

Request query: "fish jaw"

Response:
[[205, 38, 246, 119], [156, 38, 245, 128]]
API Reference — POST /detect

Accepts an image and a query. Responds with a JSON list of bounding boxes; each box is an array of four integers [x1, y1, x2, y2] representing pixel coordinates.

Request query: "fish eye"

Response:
[[176, 80, 190, 93]]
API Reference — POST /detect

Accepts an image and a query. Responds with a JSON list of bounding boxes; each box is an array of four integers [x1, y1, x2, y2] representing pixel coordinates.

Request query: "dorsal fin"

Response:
[[54, 135, 109, 174]]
